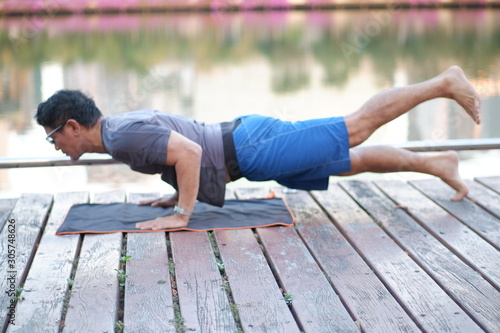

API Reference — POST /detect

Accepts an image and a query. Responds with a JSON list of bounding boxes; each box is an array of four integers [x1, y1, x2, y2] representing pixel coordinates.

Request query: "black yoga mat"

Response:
[[56, 198, 295, 235]]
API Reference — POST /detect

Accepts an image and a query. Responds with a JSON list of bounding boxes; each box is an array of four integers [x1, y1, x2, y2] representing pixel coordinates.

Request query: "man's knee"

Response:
[[338, 149, 364, 176], [344, 114, 371, 147]]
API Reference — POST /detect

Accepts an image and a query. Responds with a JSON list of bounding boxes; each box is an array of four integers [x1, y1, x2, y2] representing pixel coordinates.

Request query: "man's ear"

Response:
[[65, 119, 81, 135]]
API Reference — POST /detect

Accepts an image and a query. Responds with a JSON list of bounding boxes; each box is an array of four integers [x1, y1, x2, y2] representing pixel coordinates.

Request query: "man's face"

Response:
[[44, 122, 84, 161]]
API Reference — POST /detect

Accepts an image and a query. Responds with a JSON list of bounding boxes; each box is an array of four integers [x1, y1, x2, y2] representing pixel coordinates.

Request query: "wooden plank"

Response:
[[476, 176, 500, 194], [466, 179, 500, 219], [124, 193, 176, 333], [1, 193, 53, 332], [165, 189, 238, 332], [235, 187, 358, 332], [63, 191, 125, 333], [377, 180, 500, 288], [411, 179, 499, 249], [258, 227, 358, 332], [276, 190, 420, 333], [0, 199, 17, 231], [8, 192, 89, 333], [171, 231, 238, 332], [370, 180, 500, 332], [331, 182, 483, 332], [215, 228, 301, 332]]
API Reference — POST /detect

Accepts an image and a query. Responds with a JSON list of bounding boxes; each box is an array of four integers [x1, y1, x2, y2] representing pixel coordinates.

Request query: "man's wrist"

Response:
[[173, 205, 193, 217]]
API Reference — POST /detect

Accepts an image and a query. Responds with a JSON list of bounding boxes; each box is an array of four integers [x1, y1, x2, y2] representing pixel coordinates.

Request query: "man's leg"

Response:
[[340, 146, 468, 200], [344, 66, 481, 147], [337, 66, 481, 200]]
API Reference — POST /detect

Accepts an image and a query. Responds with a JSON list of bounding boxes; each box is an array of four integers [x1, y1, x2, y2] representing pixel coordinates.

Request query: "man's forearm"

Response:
[[174, 145, 202, 221]]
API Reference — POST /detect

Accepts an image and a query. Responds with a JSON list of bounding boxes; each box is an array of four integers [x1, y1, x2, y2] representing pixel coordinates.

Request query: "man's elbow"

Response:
[[187, 143, 203, 163]]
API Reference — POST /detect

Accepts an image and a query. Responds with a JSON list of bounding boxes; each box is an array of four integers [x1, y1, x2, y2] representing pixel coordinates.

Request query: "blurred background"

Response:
[[0, 4, 499, 197]]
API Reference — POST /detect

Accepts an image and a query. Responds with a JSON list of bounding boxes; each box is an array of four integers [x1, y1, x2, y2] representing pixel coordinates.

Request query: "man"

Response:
[[36, 66, 481, 230]]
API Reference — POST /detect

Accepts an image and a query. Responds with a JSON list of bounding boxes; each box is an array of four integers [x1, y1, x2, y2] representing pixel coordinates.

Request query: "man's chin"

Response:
[[69, 154, 82, 161]]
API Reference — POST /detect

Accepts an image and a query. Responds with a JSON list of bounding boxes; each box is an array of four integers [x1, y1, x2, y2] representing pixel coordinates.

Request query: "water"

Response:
[[0, 9, 499, 197]]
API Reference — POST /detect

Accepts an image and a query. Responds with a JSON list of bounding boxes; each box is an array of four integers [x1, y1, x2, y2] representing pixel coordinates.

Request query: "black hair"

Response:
[[35, 90, 103, 129]]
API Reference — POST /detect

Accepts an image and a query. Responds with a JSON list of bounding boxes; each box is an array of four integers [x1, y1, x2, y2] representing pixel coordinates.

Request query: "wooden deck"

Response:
[[1, 176, 499, 332]]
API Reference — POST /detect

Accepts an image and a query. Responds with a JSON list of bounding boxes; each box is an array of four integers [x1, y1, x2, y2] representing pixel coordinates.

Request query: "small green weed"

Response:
[[282, 293, 293, 305], [168, 259, 175, 276], [120, 255, 132, 263], [115, 320, 124, 331], [15, 287, 25, 301], [115, 269, 128, 287]]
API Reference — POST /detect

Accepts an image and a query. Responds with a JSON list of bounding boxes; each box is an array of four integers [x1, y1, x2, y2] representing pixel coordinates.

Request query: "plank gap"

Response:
[[467, 197, 500, 222], [18, 199, 53, 286], [474, 177, 500, 195], [369, 182, 498, 331], [286, 192, 362, 328], [59, 233, 84, 332], [311, 186, 427, 332], [408, 181, 500, 252], [251, 228, 306, 332], [468, 180, 500, 221], [374, 182, 500, 291], [0, 198, 17, 232], [166, 232, 184, 333], [115, 232, 128, 329], [9, 197, 54, 330], [207, 230, 243, 332]]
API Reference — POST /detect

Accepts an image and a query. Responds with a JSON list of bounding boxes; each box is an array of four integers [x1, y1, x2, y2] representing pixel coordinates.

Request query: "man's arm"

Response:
[[136, 131, 202, 230]]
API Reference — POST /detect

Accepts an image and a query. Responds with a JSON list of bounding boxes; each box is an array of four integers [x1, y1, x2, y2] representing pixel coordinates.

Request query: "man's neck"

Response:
[[85, 117, 108, 154]]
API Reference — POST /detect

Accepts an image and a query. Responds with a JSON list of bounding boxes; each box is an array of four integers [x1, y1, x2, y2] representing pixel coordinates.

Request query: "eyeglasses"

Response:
[[45, 122, 66, 144]]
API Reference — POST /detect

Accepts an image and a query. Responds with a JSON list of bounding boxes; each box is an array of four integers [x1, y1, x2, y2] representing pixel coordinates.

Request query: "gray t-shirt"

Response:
[[101, 110, 227, 207]]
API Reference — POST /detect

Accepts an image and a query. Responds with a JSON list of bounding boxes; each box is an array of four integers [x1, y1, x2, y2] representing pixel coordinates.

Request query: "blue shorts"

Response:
[[232, 114, 351, 190]]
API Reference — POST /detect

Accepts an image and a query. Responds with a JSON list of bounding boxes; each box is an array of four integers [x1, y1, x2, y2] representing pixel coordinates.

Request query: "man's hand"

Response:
[[138, 192, 178, 207], [135, 214, 189, 230]]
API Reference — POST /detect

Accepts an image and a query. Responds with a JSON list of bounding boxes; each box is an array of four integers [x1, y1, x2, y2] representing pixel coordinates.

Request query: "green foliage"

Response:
[[120, 255, 132, 263], [15, 287, 25, 302], [1, 11, 498, 93], [115, 320, 124, 331], [282, 292, 293, 305], [115, 269, 128, 287]]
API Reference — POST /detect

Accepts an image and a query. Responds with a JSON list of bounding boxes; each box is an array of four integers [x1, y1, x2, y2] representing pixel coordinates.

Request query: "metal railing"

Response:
[[0, 138, 499, 169]]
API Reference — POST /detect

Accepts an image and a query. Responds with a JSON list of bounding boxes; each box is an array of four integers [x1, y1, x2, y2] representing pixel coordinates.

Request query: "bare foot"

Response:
[[428, 151, 469, 200], [439, 65, 481, 124]]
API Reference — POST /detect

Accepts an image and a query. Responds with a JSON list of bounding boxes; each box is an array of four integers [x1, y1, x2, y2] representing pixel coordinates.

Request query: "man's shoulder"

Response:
[[102, 110, 173, 153], [105, 109, 158, 125]]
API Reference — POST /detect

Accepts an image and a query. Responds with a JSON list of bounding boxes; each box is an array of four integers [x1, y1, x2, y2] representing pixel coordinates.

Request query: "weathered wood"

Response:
[[0, 193, 53, 332], [124, 193, 176, 333], [476, 176, 500, 194], [372, 180, 500, 332], [332, 181, 483, 332], [171, 231, 238, 332], [259, 226, 359, 332], [411, 179, 499, 249], [377, 180, 500, 288], [163, 189, 239, 332], [8, 192, 89, 333], [215, 228, 301, 332], [0, 199, 17, 231], [466, 179, 500, 219], [63, 191, 125, 333], [474, 177, 500, 194], [235, 187, 358, 332], [278, 190, 420, 333]]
